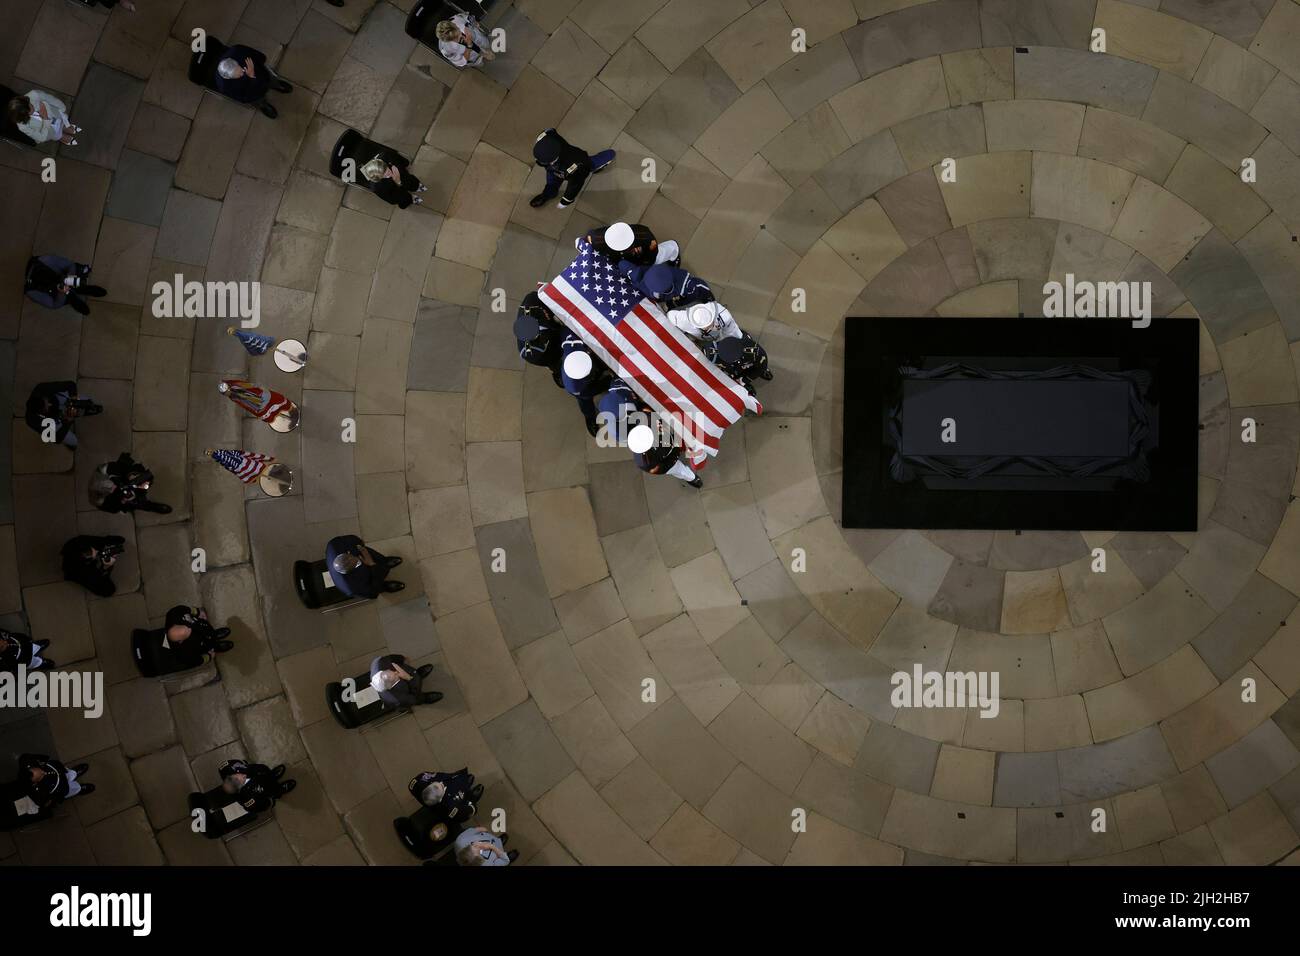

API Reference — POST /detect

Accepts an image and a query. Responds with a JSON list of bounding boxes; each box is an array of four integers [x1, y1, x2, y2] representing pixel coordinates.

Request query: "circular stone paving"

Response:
[[3, 0, 1300, 867]]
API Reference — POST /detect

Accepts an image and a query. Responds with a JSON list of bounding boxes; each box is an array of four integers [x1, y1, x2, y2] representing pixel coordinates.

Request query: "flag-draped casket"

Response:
[[538, 241, 761, 467]]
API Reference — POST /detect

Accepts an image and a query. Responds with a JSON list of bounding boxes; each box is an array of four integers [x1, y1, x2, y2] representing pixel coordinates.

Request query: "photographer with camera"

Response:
[[89, 452, 173, 515], [23, 254, 107, 315], [164, 605, 234, 669], [24, 381, 102, 449], [61, 535, 125, 597]]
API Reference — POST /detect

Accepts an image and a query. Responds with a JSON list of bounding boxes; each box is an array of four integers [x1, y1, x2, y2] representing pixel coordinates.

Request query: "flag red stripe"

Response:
[[628, 304, 747, 417]]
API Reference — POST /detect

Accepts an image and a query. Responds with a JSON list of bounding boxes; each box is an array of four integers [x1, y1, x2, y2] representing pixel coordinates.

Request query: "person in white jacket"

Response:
[[7, 89, 80, 145], [434, 14, 494, 68], [665, 300, 742, 345]]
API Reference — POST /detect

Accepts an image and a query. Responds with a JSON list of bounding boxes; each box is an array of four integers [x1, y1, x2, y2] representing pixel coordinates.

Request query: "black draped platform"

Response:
[[841, 317, 1198, 531]]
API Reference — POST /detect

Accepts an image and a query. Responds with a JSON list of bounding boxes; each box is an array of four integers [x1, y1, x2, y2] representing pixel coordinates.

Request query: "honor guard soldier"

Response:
[[666, 300, 742, 344], [218, 759, 295, 813], [20, 753, 94, 806], [620, 262, 714, 311], [515, 292, 565, 388], [561, 339, 610, 436], [595, 376, 640, 446], [583, 222, 681, 268], [629, 423, 702, 488], [529, 128, 616, 208]]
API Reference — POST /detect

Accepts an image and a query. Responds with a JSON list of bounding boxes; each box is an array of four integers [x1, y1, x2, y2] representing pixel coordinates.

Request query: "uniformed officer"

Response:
[[561, 337, 610, 436], [529, 128, 616, 208], [514, 291, 564, 388], [594, 376, 640, 447], [629, 423, 702, 489], [20, 753, 94, 806], [218, 759, 295, 813], [409, 768, 483, 825], [620, 262, 714, 311], [583, 221, 680, 269], [665, 300, 742, 345], [1, 629, 53, 672], [325, 534, 405, 597]]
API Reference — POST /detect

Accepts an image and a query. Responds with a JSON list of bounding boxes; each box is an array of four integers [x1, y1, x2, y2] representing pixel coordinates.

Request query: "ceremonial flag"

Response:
[[226, 327, 275, 356], [539, 241, 760, 466], [218, 380, 292, 423], [209, 449, 273, 483]]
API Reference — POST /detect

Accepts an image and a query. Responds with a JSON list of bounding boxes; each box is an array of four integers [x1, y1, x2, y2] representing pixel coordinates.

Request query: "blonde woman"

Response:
[[359, 151, 427, 209], [435, 14, 494, 68], [8, 90, 80, 145]]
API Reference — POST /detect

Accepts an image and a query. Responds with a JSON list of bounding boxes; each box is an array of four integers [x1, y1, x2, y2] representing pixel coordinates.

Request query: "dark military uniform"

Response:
[[530, 128, 615, 208], [218, 759, 290, 814]]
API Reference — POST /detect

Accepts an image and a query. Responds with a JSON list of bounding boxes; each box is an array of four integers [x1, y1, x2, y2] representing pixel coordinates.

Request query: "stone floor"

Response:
[[2, 0, 1300, 866]]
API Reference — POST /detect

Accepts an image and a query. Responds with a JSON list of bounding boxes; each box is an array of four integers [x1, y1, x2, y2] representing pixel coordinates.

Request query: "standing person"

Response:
[[218, 759, 295, 813], [620, 261, 714, 311], [515, 292, 565, 388], [89, 452, 172, 514], [0, 629, 53, 673], [7, 90, 80, 145], [325, 535, 405, 597], [529, 128, 615, 209], [24, 255, 107, 315], [358, 151, 427, 208], [163, 605, 234, 669], [560, 336, 610, 436], [584, 222, 680, 268], [370, 654, 444, 708], [24, 381, 102, 448], [435, 14, 494, 68], [664, 300, 742, 346], [20, 754, 94, 806], [212, 44, 292, 119], [629, 423, 702, 489], [453, 826, 516, 866], [61, 534, 124, 597]]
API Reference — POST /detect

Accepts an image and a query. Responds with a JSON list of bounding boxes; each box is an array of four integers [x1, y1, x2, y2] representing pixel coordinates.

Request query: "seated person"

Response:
[[561, 339, 610, 437], [453, 826, 516, 866], [89, 452, 172, 514], [435, 14, 495, 68], [409, 768, 483, 827], [664, 300, 742, 345], [619, 261, 714, 311], [25, 381, 101, 448], [515, 292, 564, 388], [370, 654, 443, 708], [6, 89, 80, 145], [325, 535, 405, 598], [357, 151, 426, 208], [24, 255, 107, 315], [61, 535, 124, 598], [212, 45, 292, 118], [21, 754, 93, 807], [164, 605, 234, 669], [0, 629, 52, 673], [218, 759, 294, 813], [583, 222, 679, 268]]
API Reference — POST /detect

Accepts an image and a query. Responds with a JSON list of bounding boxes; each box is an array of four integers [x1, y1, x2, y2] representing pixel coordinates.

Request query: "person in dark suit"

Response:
[[325, 535, 404, 598], [61, 535, 124, 597], [212, 44, 292, 118], [357, 149, 427, 208], [218, 759, 294, 813], [0, 629, 53, 672], [369, 654, 443, 707], [24, 255, 107, 315], [164, 605, 234, 669], [20, 754, 94, 807], [25, 381, 101, 448]]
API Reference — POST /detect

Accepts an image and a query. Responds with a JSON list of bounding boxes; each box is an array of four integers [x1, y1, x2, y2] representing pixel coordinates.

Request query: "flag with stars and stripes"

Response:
[[210, 449, 273, 483], [538, 240, 761, 466]]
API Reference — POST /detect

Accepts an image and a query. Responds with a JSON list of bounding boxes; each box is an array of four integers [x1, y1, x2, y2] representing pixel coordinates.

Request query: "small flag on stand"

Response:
[[207, 448, 274, 483], [226, 327, 276, 356], [218, 379, 292, 423]]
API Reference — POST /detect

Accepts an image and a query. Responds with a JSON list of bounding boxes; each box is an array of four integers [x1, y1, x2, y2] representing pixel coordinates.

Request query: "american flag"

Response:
[[539, 241, 760, 465], [210, 449, 273, 483]]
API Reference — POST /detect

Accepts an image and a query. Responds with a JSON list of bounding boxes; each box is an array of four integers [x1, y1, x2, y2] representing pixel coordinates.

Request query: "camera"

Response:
[[67, 398, 103, 416], [96, 542, 125, 565]]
